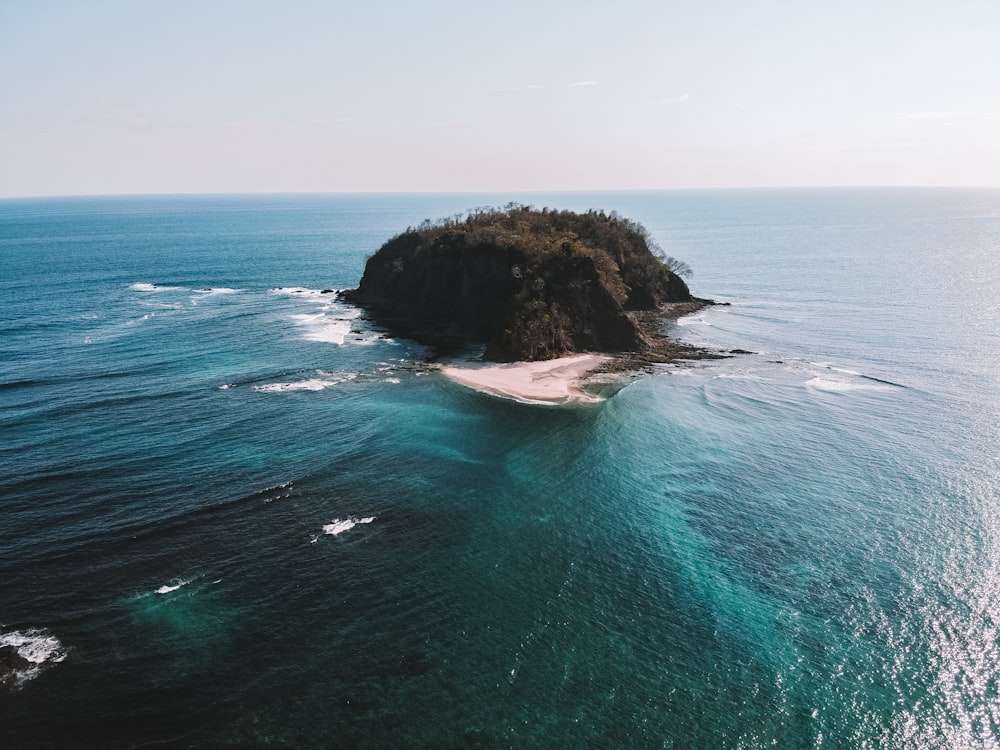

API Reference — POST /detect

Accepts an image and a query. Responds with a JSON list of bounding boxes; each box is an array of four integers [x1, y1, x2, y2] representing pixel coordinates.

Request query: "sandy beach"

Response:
[[437, 353, 610, 405]]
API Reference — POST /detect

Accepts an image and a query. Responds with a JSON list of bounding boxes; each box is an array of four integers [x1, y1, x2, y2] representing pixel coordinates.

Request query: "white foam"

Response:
[[134, 299, 182, 312], [252, 372, 357, 393], [810, 362, 863, 377], [272, 286, 340, 298], [191, 287, 240, 295], [323, 516, 376, 536], [155, 578, 191, 594], [130, 282, 183, 292], [291, 312, 357, 346], [802, 361, 897, 393], [1, 628, 67, 685], [1, 629, 66, 665], [273, 287, 382, 346], [716, 371, 768, 382], [261, 481, 293, 503], [190, 287, 242, 305], [254, 378, 332, 393], [805, 376, 888, 393], [323, 518, 356, 535]]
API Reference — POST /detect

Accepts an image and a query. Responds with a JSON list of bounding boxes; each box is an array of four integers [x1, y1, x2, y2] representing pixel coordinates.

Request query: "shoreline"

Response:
[[437, 354, 611, 405], [435, 299, 725, 405]]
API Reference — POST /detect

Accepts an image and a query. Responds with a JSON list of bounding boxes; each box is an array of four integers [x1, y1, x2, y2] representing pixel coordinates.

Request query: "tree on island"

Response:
[[344, 205, 707, 362]]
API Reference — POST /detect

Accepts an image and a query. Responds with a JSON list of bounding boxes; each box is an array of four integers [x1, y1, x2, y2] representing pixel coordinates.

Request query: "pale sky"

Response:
[[1, 0, 998, 197]]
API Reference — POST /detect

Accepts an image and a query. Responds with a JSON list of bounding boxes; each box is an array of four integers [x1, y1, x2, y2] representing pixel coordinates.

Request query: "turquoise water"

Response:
[[1, 190, 998, 748]]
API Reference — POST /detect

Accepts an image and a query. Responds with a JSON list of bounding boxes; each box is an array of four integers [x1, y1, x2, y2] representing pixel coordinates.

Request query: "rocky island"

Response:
[[343, 205, 715, 403]]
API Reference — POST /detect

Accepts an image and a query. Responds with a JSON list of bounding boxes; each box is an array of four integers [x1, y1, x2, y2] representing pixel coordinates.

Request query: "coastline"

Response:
[[437, 354, 611, 405], [435, 299, 724, 405]]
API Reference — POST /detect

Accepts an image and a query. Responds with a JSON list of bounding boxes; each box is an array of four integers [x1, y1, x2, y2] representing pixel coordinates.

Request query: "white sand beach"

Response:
[[438, 353, 610, 405]]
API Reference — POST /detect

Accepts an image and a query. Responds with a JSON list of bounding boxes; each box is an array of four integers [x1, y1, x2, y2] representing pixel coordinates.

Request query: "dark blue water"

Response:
[[2, 190, 998, 748]]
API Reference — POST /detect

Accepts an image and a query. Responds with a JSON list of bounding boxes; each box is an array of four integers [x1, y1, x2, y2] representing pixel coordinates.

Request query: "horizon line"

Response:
[[3, 184, 999, 201]]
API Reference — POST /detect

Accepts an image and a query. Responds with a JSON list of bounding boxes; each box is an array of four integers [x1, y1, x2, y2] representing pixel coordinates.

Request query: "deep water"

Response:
[[1, 189, 998, 748]]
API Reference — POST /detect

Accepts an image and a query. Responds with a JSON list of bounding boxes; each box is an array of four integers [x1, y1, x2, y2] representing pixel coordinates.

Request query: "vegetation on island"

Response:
[[344, 204, 708, 362]]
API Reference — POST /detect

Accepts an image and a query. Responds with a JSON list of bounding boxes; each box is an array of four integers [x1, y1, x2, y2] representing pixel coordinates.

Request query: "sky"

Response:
[[1, 0, 998, 197]]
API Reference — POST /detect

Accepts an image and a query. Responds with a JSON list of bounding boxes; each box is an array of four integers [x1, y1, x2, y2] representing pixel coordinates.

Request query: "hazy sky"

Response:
[[1, 0, 998, 197]]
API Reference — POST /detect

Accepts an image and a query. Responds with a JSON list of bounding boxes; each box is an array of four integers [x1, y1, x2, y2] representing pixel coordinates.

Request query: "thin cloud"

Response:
[[119, 115, 151, 129], [568, 80, 598, 87], [76, 112, 158, 129], [664, 93, 691, 105], [97, 95, 132, 107], [779, 140, 997, 152], [303, 117, 351, 125], [903, 111, 974, 120], [221, 119, 344, 131], [487, 84, 545, 92]]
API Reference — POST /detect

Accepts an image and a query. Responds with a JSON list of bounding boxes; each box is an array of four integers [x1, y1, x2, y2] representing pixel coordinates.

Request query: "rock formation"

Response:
[[344, 205, 705, 361], [0, 645, 30, 688]]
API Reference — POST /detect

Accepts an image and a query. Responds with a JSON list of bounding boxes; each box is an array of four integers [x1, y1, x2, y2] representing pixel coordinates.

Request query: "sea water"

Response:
[[1, 190, 998, 748]]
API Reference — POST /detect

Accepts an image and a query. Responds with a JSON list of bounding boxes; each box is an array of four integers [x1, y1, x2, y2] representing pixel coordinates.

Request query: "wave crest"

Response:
[[323, 516, 376, 536], [252, 371, 358, 393]]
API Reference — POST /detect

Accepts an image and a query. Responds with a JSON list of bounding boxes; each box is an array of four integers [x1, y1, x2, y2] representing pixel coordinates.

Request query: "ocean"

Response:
[[1, 189, 998, 748]]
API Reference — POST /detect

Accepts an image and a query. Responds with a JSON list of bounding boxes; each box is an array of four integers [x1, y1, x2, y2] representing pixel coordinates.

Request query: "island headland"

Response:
[[343, 205, 715, 368]]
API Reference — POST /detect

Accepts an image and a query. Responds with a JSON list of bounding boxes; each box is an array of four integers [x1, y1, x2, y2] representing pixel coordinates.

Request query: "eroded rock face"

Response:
[[344, 206, 694, 361]]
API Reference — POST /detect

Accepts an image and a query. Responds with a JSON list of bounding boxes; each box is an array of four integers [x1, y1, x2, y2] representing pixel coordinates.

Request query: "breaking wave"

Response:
[[252, 371, 358, 393], [155, 578, 192, 595], [129, 282, 184, 292], [323, 516, 376, 536], [1, 628, 68, 687], [272, 287, 385, 346]]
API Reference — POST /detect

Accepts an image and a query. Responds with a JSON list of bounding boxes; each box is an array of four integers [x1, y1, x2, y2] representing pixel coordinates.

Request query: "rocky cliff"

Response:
[[343, 205, 700, 361]]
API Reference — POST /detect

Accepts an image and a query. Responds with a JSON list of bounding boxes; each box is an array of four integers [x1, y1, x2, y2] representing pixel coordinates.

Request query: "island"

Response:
[[343, 205, 715, 403]]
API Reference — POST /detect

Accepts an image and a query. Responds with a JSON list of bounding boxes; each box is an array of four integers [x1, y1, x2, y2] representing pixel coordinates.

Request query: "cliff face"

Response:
[[344, 206, 694, 361]]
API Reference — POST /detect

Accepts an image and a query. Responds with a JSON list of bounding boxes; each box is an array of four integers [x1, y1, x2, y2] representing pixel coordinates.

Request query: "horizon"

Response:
[[2, 0, 998, 199], [4, 185, 1000, 203]]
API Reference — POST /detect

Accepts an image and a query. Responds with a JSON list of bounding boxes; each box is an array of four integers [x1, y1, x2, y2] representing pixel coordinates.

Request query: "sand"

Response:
[[437, 354, 610, 405]]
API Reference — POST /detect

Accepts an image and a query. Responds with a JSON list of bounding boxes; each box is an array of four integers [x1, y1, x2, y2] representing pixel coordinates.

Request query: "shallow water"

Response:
[[2, 189, 998, 748]]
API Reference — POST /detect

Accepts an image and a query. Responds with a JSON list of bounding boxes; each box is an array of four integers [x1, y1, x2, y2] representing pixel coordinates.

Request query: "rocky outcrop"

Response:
[[0, 645, 30, 688], [344, 206, 701, 361]]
